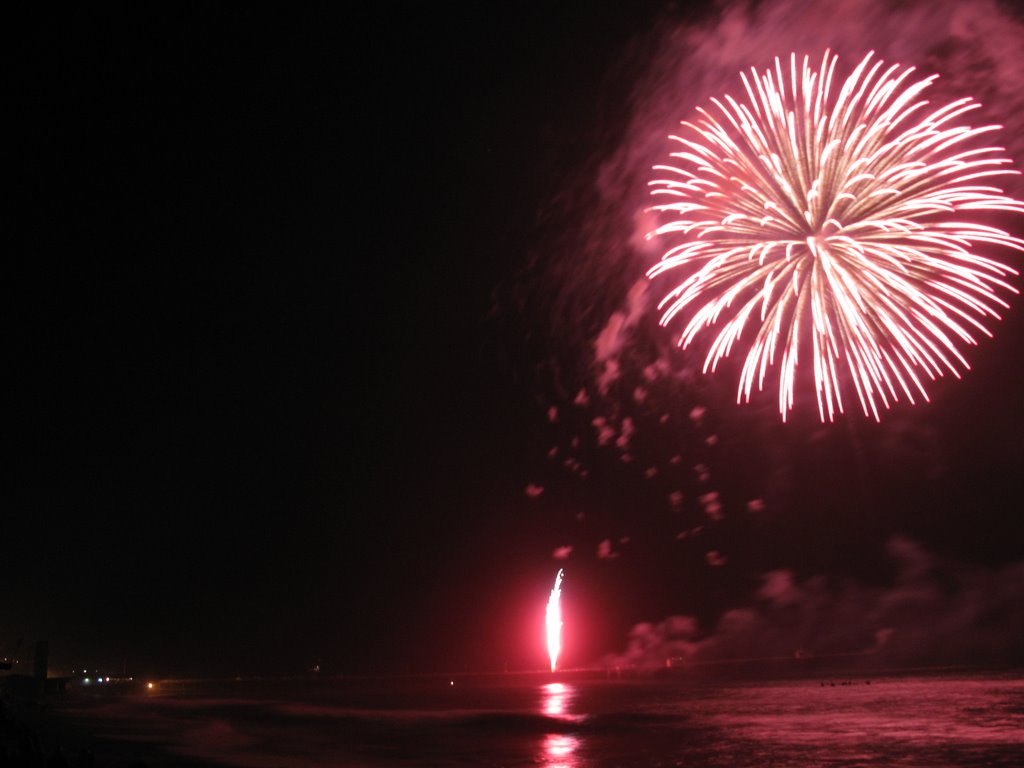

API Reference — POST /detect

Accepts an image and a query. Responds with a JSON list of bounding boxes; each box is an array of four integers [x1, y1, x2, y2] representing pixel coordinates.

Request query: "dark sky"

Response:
[[8, 3, 1024, 677]]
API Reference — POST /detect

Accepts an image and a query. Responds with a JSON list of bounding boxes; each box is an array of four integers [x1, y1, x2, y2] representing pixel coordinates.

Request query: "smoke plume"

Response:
[[607, 537, 1024, 670]]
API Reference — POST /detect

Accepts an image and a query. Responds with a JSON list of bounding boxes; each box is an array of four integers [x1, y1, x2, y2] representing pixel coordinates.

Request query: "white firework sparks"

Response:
[[647, 50, 1024, 421]]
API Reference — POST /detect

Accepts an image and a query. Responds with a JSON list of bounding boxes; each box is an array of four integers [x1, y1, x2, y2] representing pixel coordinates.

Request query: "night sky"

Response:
[[8, 3, 1024, 678]]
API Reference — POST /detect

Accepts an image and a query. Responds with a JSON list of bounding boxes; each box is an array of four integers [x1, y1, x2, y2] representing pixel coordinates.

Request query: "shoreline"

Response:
[[3, 693, 232, 768]]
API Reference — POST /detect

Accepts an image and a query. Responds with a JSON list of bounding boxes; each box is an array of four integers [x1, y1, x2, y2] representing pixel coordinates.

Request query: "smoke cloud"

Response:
[[607, 537, 1024, 670]]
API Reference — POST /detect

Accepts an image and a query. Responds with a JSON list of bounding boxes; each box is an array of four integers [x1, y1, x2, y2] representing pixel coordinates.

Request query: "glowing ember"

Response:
[[546, 569, 564, 672], [648, 50, 1024, 421]]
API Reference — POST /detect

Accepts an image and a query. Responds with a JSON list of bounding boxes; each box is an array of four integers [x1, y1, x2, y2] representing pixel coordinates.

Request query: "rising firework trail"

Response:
[[648, 50, 1024, 421], [546, 569, 564, 673]]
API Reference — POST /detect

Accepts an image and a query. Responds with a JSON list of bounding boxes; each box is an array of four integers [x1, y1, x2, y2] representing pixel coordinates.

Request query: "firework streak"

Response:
[[648, 51, 1024, 421], [546, 569, 564, 673]]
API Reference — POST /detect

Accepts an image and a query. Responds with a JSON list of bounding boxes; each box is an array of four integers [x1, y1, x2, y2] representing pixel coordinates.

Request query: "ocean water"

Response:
[[55, 669, 1024, 767]]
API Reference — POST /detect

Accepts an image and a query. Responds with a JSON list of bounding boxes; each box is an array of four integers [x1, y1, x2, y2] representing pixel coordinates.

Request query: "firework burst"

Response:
[[647, 50, 1024, 421]]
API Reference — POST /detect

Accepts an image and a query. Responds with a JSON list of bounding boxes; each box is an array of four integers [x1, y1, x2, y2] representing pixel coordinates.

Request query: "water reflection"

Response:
[[542, 682, 574, 718], [539, 682, 582, 767], [542, 733, 581, 767]]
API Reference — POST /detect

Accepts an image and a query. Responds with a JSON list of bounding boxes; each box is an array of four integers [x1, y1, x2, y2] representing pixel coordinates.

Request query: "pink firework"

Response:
[[546, 569, 564, 672], [648, 50, 1024, 421]]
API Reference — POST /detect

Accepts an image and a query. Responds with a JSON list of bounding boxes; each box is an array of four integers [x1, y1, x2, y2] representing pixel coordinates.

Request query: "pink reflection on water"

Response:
[[542, 733, 581, 768], [542, 682, 571, 718], [539, 683, 582, 767]]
